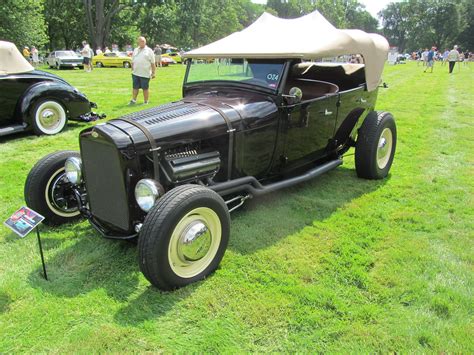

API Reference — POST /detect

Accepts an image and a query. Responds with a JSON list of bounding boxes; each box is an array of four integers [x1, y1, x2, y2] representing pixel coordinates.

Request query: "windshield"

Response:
[[186, 58, 285, 90], [56, 51, 78, 57]]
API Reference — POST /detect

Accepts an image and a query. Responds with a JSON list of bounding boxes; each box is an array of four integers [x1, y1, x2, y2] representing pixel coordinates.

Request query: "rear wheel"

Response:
[[25, 150, 82, 226], [355, 111, 397, 179], [123, 61, 131, 68], [138, 185, 230, 290], [55, 62, 61, 70], [96, 62, 103, 68], [31, 100, 67, 135]]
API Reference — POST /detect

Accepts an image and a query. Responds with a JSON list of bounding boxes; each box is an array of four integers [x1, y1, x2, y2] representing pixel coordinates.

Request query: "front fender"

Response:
[[19, 82, 91, 124]]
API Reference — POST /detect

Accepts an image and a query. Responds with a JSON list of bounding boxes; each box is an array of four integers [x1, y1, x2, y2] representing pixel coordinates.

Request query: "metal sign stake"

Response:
[[36, 227, 48, 280]]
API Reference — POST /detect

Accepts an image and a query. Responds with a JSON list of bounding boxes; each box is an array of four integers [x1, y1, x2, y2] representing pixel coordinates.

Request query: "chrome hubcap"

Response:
[[178, 221, 211, 261], [39, 108, 61, 129], [168, 207, 222, 278], [376, 128, 393, 169]]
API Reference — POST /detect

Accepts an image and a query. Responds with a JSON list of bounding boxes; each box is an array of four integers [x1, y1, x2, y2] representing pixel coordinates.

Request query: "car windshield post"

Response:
[[185, 58, 285, 92]]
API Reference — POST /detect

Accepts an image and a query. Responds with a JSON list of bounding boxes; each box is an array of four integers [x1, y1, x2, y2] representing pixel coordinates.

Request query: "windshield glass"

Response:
[[186, 58, 285, 90], [57, 51, 78, 57]]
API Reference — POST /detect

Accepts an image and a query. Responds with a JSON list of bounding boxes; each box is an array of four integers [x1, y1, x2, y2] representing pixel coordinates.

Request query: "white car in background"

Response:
[[47, 51, 84, 70]]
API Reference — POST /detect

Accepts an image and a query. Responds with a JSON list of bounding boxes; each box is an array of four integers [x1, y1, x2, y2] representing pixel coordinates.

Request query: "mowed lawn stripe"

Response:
[[0, 62, 472, 352]]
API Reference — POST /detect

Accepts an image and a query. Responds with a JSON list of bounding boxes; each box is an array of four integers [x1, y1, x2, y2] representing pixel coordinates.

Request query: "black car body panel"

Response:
[[0, 70, 93, 136], [75, 59, 378, 236]]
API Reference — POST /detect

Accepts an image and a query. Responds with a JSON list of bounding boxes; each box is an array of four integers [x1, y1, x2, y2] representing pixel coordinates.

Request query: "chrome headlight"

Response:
[[64, 157, 82, 184], [135, 179, 163, 212]]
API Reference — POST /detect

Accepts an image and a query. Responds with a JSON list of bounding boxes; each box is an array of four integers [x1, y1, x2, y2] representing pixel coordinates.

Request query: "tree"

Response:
[[44, 0, 88, 50], [0, 0, 48, 48], [83, 0, 141, 49]]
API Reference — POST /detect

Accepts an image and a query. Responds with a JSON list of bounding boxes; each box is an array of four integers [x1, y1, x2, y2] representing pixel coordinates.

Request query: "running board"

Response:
[[0, 124, 27, 137], [210, 159, 343, 197]]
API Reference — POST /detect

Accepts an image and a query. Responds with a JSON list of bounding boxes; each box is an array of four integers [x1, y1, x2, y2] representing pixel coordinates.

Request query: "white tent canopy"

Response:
[[185, 11, 389, 91], [0, 41, 34, 75]]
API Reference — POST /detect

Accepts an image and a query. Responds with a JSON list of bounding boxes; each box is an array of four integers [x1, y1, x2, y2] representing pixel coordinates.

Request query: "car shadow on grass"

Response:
[[27, 165, 386, 323], [0, 291, 12, 314], [227, 166, 387, 255]]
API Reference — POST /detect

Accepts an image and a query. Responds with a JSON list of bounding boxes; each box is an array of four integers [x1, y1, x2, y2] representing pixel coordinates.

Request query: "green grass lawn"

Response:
[[0, 61, 473, 352]]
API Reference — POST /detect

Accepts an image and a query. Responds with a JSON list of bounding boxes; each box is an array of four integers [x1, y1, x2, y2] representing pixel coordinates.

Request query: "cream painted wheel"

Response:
[[138, 185, 230, 290], [376, 128, 393, 169], [168, 207, 222, 278], [33, 100, 67, 135]]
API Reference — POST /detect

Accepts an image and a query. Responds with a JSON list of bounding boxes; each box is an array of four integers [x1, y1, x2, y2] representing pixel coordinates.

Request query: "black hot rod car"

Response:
[[0, 41, 95, 137], [24, 11, 396, 290]]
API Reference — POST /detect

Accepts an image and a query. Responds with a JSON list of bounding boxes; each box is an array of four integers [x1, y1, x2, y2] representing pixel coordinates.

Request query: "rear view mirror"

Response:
[[282, 87, 303, 105]]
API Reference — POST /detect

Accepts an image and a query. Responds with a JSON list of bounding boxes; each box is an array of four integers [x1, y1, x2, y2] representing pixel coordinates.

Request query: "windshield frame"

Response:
[[183, 58, 288, 95]]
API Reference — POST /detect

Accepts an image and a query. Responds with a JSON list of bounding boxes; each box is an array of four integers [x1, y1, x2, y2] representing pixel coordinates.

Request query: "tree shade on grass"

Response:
[[0, 62, 473, 352]]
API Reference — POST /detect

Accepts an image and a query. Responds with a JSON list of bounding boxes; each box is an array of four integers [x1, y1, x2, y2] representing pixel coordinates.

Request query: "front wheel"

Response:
[[24, 150, 83, 226], [355, 111, 397, 179], [96, 62, 103, 68], [31, 100, 67, 135], [123, 61, 131, 68], [138, 185, 230, 290]]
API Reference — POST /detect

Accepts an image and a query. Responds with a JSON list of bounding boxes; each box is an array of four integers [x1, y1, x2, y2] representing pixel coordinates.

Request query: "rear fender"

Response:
[[333, 108, 366, 147], [19, 82, 90, 124]]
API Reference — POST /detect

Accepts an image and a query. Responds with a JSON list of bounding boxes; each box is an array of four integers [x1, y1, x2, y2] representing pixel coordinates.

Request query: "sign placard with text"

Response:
[[4, 206, 44, 238]]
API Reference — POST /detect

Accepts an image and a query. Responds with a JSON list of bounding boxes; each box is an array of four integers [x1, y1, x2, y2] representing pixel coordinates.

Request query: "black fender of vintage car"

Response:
[[19, 81, 91, 124]]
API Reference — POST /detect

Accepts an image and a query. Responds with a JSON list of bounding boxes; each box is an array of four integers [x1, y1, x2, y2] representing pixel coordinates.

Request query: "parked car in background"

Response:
[[92, 52, 132, 68], [0, 41, 95, 137], [160, 57, 176, 67], [25, 11, 395, 290], [47, 50, 83, 69], [162, 52, 182, 63]]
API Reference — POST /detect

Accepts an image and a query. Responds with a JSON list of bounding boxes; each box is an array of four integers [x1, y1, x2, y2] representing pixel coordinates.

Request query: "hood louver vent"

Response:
[[115, 101, 209, 127]]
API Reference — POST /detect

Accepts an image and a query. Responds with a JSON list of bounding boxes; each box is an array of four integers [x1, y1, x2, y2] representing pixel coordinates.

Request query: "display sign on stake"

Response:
[[4, 206, 48, 280]]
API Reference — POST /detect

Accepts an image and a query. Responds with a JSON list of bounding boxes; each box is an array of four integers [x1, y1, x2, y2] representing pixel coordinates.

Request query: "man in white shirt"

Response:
[[447, 45, 459, 74], [81, 41, 94, 72], [129, 36, 156, 105]]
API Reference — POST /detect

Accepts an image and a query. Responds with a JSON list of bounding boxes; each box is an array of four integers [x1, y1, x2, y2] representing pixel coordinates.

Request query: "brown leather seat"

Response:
[[285, 78, 339, 101]]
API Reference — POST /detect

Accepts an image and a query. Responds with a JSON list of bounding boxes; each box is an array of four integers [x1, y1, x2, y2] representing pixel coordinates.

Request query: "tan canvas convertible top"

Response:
[[185, 11, 389, 91], [0, 41, 34, 75]]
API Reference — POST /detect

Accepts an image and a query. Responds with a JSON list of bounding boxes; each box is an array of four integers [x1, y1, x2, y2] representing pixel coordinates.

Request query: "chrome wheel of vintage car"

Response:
[[96, 62, 103, 68], [355, 111, 397, 179], [123, 61, 131, 68], [138, 185, 230, 290], [32, 100, 67, 135], [25, 150, 83, 226]]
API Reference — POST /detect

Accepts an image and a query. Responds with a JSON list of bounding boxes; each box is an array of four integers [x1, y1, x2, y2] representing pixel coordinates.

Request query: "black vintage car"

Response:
[[0, 41, 94, 137], [24, 11, 396, 290]]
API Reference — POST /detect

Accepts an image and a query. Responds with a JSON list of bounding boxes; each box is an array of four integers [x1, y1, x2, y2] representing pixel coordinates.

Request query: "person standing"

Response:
[[421, 48, 429, 66], [424, 46, 436, 73], [442, 49, 449, 66], [154, 44, 162, 68], [31, 46, 39, 67], [129, 36, 156, 105], [447, 45, 459, 73], [22, 46, 31, 63], [81, 41, 93, 72]]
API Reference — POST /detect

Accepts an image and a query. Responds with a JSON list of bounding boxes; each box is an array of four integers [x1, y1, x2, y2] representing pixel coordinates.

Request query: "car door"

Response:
[[48, 52, 55, 67], [105, 52, 118, 66], [0, 75, 33, 125], [284, 93, 339, 164]]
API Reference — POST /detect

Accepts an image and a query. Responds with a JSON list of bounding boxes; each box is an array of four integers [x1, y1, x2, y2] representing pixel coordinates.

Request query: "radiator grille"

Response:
[[80, 136, 130, 231]]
